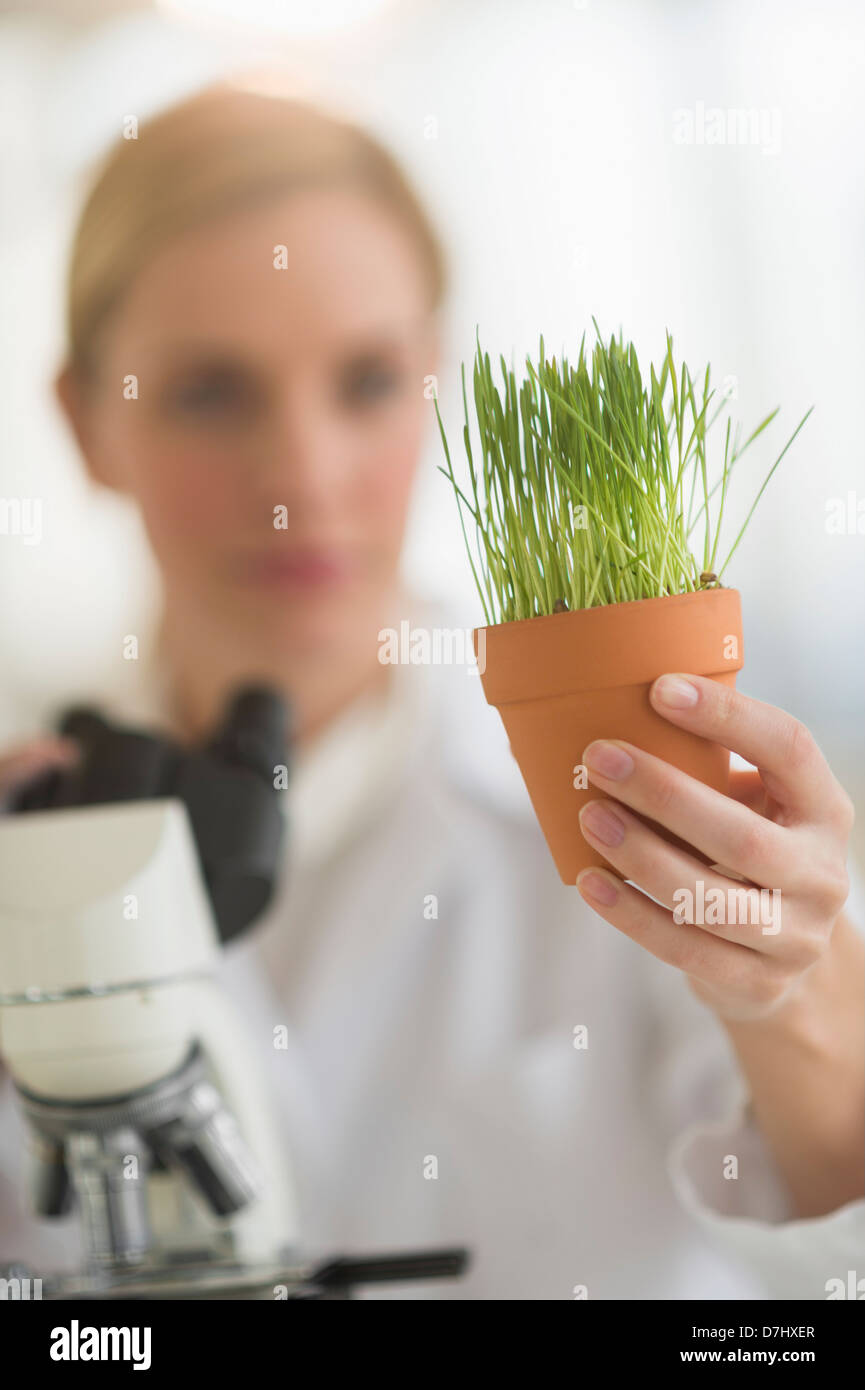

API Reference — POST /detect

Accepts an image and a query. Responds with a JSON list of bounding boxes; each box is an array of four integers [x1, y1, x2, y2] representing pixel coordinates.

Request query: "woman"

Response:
[[0, 82, 862, 1299]]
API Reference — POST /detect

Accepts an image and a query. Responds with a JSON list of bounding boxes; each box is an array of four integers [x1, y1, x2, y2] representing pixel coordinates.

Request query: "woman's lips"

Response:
[[241, 549, 356, 590]]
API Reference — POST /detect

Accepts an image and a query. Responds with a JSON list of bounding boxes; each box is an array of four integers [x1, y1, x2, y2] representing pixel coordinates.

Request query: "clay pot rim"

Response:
[[474, 587, 743, 706], [473, 586, 735, 638]]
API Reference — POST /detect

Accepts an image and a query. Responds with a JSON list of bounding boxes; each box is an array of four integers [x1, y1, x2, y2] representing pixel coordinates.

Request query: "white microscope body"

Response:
[[0, 797, 298, 1281]]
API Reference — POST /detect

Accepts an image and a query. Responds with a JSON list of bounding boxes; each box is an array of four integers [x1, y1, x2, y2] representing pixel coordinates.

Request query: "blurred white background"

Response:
[[1, 0, 863, 862]]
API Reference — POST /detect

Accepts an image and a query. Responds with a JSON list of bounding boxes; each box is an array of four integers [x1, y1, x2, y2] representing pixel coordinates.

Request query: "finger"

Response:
[[0, 738, 79, 795], [649, 674, 839, 824], [581, 738, 795, 889], [575, 867, 785, 1000], [578, 798, 786, 950]]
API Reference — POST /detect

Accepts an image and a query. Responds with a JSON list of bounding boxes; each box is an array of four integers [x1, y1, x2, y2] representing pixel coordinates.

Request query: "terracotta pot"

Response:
[[473, 588, 744, 884]]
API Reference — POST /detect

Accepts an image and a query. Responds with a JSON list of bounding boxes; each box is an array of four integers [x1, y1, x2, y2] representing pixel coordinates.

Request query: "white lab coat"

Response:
[[1, 593, 863, 1300]]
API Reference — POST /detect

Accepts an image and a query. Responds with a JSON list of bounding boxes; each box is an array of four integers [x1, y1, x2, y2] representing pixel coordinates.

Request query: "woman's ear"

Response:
[[54, 364, 118, 492]]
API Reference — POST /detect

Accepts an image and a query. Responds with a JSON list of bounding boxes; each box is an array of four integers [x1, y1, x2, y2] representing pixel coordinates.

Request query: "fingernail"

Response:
[[583, 741, 634, 781], [577, 870, 619, 906], [579, 802, 625, 847], [653, 675, 698, 709]]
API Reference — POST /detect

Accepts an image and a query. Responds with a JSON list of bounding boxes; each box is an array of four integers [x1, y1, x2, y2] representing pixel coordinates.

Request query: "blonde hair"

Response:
[[64, 82, 447, 379]]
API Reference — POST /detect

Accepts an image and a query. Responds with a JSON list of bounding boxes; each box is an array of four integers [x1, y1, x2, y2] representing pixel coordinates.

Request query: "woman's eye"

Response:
[[166, 373, 256, 417], [338, 362, 402, 408]]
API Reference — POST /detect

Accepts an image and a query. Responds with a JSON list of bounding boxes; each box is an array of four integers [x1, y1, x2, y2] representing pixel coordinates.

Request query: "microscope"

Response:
[[0, 689, 467, 1299]]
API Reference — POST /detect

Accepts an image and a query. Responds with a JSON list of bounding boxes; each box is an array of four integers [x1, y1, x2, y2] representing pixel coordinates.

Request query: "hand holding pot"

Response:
[[575, 673, 857, 1026]]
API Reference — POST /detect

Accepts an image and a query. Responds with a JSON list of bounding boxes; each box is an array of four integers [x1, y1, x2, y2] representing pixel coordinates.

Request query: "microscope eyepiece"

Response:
[[208, 686, 289, 781]]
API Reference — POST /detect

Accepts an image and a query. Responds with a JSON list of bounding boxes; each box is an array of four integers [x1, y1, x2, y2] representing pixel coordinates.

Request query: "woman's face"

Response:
[[70, 188, 438, 657]]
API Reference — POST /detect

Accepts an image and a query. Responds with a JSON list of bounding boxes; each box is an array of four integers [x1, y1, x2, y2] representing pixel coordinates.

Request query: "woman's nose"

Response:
[[250, 399, 346, 510]]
